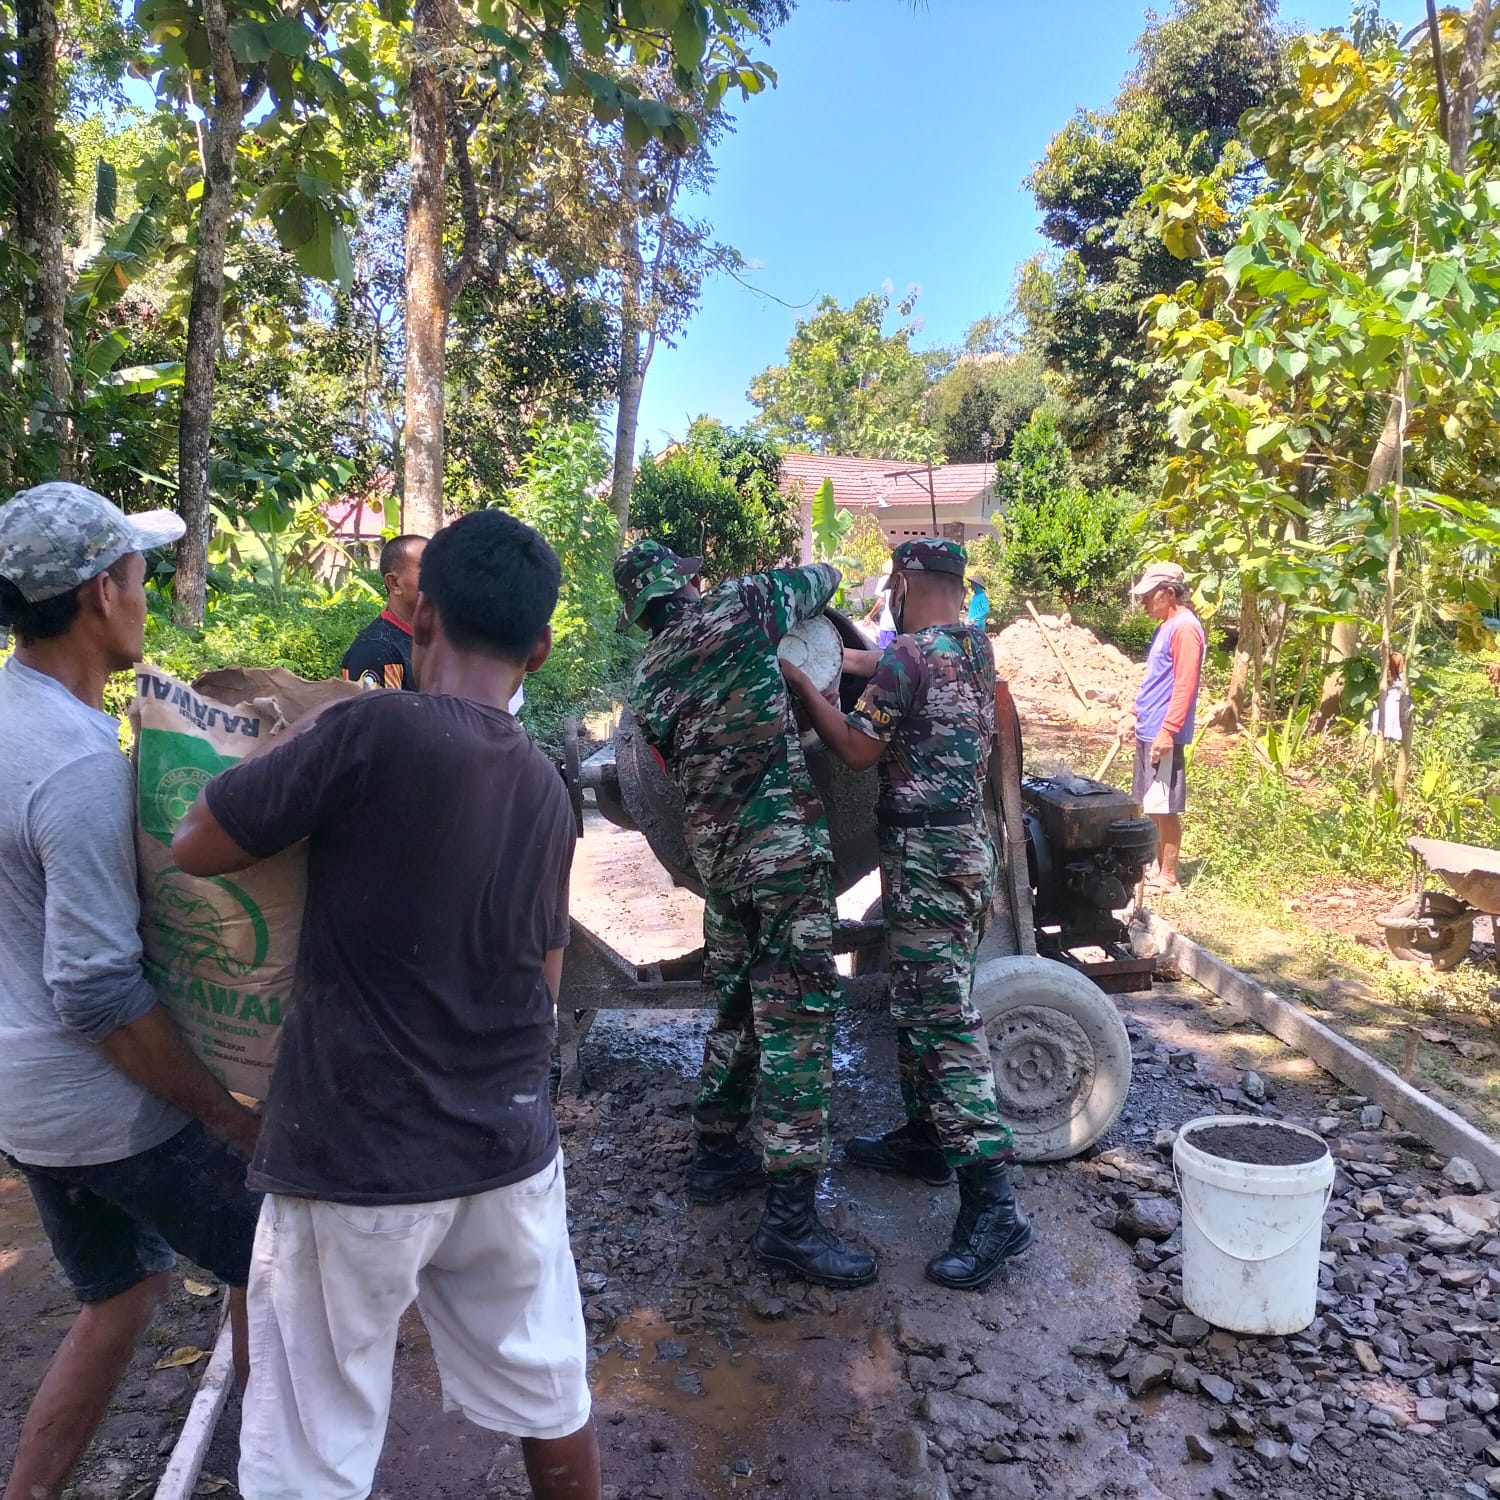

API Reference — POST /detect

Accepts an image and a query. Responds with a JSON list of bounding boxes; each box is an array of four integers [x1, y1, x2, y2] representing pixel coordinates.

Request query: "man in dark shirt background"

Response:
[[341, 532, 425, 689], [174, 512, 599, 1500]]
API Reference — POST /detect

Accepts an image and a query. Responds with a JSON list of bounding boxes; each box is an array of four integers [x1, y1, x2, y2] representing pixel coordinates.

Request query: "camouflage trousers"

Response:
[[880, 823, 1015, 1168], [694, 864, 840, 1175]]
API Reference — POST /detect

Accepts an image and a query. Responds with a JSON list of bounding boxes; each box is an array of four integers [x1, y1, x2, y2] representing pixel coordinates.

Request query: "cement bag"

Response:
[[129, 665, 361, 1099]]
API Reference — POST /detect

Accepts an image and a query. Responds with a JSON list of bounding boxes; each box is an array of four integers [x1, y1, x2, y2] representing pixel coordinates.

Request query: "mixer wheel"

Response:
[[972, 956, 1132, 1162]]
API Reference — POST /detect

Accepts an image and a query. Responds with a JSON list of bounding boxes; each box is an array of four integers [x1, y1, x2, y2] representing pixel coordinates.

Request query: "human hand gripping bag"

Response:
[[129, 665, 360, 1099]]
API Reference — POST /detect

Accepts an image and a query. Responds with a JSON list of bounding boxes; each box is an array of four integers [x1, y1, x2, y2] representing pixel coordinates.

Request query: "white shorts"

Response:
[[238, 1151, 591, 1500]]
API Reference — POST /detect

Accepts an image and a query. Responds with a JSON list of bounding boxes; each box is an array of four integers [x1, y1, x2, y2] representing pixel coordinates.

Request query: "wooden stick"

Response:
[[1401, 1026, 1420, 1082], [1149, 914, 1500, 1188], [991, 681, 1037, 957], [1024, 599, 1090, 707], [1095, 731, 1125, 780]]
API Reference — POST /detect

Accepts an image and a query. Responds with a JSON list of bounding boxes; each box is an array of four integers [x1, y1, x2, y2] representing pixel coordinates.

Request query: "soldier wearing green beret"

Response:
[[781, 536, 1032, 1291], [613, 539, 876, 1289]]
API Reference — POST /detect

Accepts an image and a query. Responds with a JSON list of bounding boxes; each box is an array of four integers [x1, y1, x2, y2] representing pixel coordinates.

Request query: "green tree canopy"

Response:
[[995, 409, 1140, 605], [747, 288, 940, 460], [1146, 15, 1500, 753], [1021, 0, 1284, 488], [925, 348, 1051, 463], [630, 418, 800, 581]]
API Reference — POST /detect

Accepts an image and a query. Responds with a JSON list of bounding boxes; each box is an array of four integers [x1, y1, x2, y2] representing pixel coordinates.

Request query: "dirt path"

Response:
[[0, 1167, 229, 1499]]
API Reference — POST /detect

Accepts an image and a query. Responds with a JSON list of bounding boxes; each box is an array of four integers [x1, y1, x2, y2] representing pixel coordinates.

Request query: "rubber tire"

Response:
[[972, 955, 1133, 1163], [1382, 892, 1474, 970]]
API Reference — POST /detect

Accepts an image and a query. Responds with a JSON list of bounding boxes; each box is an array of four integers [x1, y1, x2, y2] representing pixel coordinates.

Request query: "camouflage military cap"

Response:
[[614, 537, 703, 627], [891, 537, 967, 577], [0, 482, 185, 603]]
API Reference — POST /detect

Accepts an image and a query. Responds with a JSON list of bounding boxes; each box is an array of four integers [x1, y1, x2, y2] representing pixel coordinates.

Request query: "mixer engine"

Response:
[[1020, 773, 1157, 950]]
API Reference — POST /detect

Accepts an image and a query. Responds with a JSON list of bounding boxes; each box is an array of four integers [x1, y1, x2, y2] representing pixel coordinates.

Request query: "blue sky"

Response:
[[634, 0, 1423, 455]]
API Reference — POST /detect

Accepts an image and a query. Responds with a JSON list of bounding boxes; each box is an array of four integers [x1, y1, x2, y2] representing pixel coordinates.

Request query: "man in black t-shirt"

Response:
[[341, 533, 425, 689], [174, 512, 599, 1500]]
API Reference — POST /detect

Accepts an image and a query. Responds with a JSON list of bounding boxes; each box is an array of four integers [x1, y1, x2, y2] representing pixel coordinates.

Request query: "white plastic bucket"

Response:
[[1173, 1115, 1335, 1336]]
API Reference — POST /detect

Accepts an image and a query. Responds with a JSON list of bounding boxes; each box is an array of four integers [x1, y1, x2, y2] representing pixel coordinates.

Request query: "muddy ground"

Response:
[[0, 815, 1491, 1499]]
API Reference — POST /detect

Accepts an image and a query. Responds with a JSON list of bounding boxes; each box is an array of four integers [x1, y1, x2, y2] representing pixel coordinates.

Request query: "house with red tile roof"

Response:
[[777, 453, 999, 563]]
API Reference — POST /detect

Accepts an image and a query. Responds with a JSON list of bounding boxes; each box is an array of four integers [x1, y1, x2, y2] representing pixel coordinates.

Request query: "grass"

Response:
[[1024, 640, 1500, 1136]]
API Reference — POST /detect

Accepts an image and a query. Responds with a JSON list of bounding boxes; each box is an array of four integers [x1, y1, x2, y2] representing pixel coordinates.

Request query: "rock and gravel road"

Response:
[[3, 817, 1497, 1500]]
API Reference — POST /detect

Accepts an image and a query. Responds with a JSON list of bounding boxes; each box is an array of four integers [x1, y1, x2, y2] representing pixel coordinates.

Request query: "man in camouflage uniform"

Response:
[[781, 537, 1033, 1291], [614, 539, 876, 1289]]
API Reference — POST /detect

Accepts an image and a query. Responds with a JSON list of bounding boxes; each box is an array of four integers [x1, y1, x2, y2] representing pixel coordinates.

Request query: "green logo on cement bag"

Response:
[[137, 729, 238, 846], [156, 766, 212, 830], [146, 868, 270, 979]]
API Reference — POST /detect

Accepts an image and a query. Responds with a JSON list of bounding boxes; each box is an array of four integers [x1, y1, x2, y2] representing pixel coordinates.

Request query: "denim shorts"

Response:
[[8, 1122, 262, 1303]]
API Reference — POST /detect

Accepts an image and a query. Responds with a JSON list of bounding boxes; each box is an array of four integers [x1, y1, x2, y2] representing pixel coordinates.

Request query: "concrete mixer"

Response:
[[555, 611, 1149, 1163]]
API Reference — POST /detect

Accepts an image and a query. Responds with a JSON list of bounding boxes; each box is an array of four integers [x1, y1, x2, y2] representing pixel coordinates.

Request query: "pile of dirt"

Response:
[[991, 612, 1145, 730]]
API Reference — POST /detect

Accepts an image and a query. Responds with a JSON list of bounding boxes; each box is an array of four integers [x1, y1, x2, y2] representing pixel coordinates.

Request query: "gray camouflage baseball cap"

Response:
[[0, 482, 185, 602]]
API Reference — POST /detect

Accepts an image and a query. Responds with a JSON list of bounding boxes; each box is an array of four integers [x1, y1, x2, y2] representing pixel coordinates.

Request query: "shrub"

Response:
[[1071, 601, 1158, 659], [843, 513, 893, 590], [995, 410, 1140, 605], [498, 420, 635, 745], [630, 420, 801, 583], [93, 583, 377, 721]]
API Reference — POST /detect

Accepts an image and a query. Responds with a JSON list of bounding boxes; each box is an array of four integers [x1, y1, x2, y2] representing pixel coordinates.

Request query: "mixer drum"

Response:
[[612, 709, 880, 899], [607, 609, 881, 897]]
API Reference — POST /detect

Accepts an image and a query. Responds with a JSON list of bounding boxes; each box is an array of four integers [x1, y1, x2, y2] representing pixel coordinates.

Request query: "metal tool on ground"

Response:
[[555, 610, 1145, 1163]]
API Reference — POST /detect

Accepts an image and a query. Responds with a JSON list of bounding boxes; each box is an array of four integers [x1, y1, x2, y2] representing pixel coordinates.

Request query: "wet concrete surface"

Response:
[[363, 959, 1464, 1499], [1, 819, 1480, 1499]]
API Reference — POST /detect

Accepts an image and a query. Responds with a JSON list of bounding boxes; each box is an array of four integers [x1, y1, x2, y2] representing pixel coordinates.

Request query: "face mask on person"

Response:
[[891, 575, 908, 635]]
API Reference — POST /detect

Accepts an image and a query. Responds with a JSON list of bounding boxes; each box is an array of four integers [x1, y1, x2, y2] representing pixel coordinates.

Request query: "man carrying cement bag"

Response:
[[131, 662, 359, 1101], [173, 511, 600, 1500], [0, 484, 262, 1500]]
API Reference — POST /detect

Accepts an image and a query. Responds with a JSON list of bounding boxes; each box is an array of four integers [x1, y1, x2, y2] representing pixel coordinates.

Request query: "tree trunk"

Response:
[[1263, 597, 1289, 724], [1447, 1, 1492, 170], [173, 0, 245, 626], [1310, 381, 1410, 728], [14, 0, 72, 473], [400, 0, 451, 538], [1311, 618, 1360, 729], [1384, 366, 1410, 802], [1208, 585, 1259, 734], [610, 142, 645, 536], [612, 330, 644, 534]]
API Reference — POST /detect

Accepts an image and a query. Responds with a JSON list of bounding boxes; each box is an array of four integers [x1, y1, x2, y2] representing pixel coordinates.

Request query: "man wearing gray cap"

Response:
[[0, 484, 262, 1500], [1129, 560, 1205, 894]]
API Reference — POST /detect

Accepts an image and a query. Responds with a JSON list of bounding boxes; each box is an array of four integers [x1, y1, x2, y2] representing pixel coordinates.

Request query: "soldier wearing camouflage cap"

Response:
[[782, 536, 1032, 1292], [614, 538, 876, 1289], [0, 484, 265, 1500]]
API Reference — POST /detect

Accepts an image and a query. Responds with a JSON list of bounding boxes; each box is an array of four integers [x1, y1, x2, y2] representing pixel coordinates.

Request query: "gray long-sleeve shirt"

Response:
[[0, 656, 185, 1166]]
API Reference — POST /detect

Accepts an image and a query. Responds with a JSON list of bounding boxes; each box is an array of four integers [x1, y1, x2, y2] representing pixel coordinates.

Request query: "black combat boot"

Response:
[[925, 1158, 1034, 1291], [687, 1136, 766, 1205], [752, 1172, 879, 1288], [844, 1119, 955, 1185]]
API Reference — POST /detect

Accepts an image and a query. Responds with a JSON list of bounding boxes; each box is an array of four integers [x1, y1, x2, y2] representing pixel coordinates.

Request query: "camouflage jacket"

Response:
[[847, 623, 997, 814], [629, 563, 839, 891]]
